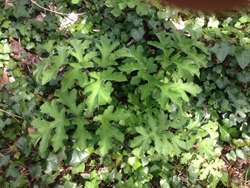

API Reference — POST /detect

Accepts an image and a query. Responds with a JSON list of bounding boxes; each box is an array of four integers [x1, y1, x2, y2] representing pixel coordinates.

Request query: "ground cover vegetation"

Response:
[[0, 0, 250, 187]]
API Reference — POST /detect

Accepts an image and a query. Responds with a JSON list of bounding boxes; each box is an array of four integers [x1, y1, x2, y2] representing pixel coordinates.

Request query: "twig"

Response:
[[0, 109, 22, 123], [200, 100, 208, 124], [83, 0, 94, 15], [245, 166, 249, 188], [127, 39, 135, 46], [30, 0, 85, 16], [0, 109, 22, 118]]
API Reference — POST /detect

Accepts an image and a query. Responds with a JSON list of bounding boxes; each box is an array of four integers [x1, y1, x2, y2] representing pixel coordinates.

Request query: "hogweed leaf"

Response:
[[42, 46, 71, 85], [69, 39, 96, 68], [139, 73, 162, 100], [55, 89, 85, 116], [41, 100, 70, 152], [101, 67, 127, 82], [160, 80, 201, 108], [92, 36, 120, 68], [72, 117, 91, 151], [61, 63, 89, 92], [197, 138, 217, 159], [94, 106, 130, 156], [96, 119, 124, 156], [30, 119, 52, 153], [84, 72, 113, 112], [199, 159, 224, 180]]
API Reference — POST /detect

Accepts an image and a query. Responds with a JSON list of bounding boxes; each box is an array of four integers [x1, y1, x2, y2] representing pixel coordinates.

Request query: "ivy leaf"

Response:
[[69, 150, 89, 166], [0, 155, 10, 166], [226, 150, 236, 161], [214, 77, 230, 89], [130, 27, 145, 41], [222, 114, 237, 128], [61, 63, 89, 92], [13, 6, 28, 18], [94, 106, 130, 156], [72, 0, 80, 4], [55, 89, 85, 116], [6, 163, 20, 178], [220, 99, 232, 113], [42, 46, 71, 85], [128, 156, 142, 170], [72, 117, 91, 151], [69, 39, 96, 68], [211, 42, 234, 62], [236, 69, 250, 84], [235, 48, 250, 69], [45, 149, 67, 174], [9, 173, 27, 188], [219, 125, 231, 142]]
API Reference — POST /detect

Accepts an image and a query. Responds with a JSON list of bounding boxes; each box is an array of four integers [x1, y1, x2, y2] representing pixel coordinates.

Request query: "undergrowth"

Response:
[[0, 0, 250, 187]]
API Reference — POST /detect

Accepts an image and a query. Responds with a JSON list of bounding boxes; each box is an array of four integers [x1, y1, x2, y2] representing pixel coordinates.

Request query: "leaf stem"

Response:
[[168, 70, 175, 83], [67, 115, 94, 120]]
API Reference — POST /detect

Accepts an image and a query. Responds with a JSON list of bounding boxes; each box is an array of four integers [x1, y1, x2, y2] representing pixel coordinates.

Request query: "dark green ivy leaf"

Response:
[[215, 77, 230, 89], [235, 48, 250, 69], [236, 69, 250, 84], [130, 27, 145, 41]]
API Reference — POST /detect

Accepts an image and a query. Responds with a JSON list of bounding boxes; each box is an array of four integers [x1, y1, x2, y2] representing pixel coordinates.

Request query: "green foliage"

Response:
[[1, 0, 250, 187]]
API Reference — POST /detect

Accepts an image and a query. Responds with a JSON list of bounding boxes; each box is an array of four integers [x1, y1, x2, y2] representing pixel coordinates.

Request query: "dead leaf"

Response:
[[0, 72, 9, 85], [28, 126, 38, 133]]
